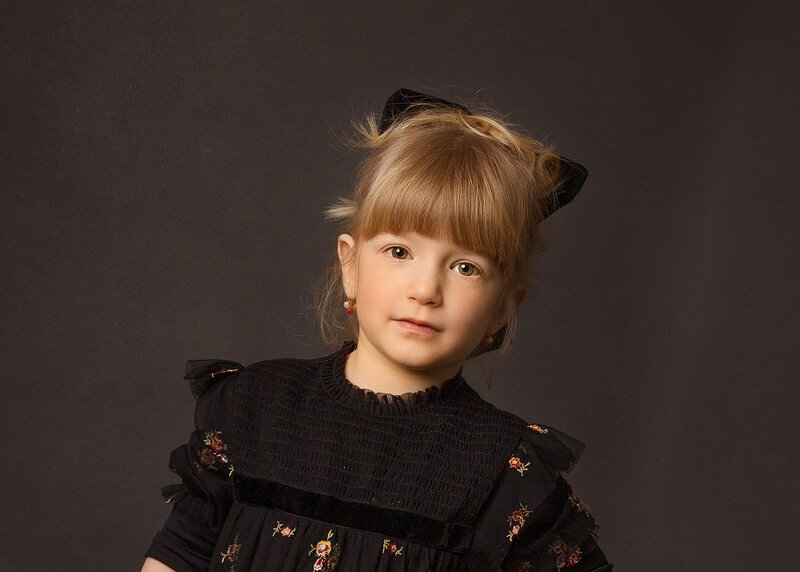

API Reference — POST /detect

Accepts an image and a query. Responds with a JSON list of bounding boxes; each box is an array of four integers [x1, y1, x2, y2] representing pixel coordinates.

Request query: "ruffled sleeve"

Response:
[[144, 360, 242, 572], [469, 424, 611, 571]]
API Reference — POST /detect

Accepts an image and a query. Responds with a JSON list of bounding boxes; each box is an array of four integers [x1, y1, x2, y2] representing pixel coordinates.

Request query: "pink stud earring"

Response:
[[343, 299, 357, 315], [480, 334, 494, 347]]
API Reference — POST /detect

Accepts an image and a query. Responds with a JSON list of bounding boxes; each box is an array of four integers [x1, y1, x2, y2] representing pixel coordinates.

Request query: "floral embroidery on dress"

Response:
[[204, 430, 229, 460], [220, 534, 241, 571], [309, 529, 340, 571], [549, 537, 582, 569], [506, 503, 532, 542], [568, 494, 590, 515], [382, 539, 403, 556], [528, 424, 549, 434], [198, 429, 230, 472], [516, 562, 534, 571], [211, 367, 240, 378], [272, 521, 296, 537], [508, 456, 530, 476], [198, 447, 218, 470]]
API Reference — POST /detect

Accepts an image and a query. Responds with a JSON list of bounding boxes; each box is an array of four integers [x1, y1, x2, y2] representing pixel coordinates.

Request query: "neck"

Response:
[[344, 344, 459, 396]]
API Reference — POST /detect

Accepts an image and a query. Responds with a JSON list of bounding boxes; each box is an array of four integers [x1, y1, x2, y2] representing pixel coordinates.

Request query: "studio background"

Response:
[[2, 2, 797, 570]]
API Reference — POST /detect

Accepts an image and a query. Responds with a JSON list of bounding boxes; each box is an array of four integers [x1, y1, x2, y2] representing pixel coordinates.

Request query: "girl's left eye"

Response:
[[453, 262, 478, 276], [387, 246, 409, 259]]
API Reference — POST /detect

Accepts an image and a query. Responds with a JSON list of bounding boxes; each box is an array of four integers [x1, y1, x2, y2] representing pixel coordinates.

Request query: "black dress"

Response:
[[145, 344, 611, 571]]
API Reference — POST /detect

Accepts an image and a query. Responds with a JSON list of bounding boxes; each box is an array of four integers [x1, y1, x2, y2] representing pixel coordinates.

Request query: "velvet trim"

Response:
[[234, 476, 474, 553]]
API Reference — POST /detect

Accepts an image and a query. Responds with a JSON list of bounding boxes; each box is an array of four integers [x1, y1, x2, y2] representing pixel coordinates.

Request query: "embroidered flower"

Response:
[[198, 429, 230, 471], [309, 529, 340, 571], [220, 534, 241, 571], [506, 503, 532, 542], [272, 521, 296, 537], [198, 447, 218, 470], [211, 367, 239, 378], [508, 456, 530, 475], [510, 508, 528, 523], [382, 539, 403, 556], [568, 494, 590, 515], [205, 429, 226, 453], [549, 537, 582, 569], [528, 424, 549, 434]]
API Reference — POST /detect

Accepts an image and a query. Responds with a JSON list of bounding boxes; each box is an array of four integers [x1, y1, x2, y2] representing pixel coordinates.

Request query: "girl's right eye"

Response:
[[387, 246, 409, 259]]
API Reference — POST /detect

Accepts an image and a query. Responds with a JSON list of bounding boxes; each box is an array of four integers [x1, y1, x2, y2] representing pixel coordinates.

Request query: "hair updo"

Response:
[[318, 102, 568, 353]]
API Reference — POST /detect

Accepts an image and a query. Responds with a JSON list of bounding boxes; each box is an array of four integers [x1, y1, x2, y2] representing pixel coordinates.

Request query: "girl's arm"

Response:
[[143, 362, 241, 571], [141, 557, 176, 572]]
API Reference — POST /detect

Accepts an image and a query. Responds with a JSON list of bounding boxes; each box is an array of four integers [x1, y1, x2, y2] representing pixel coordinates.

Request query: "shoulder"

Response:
[[184, 359, 244, 399], [448, 382, 529, 437], [185, 354, 324, 398], [452, 386, 583, 473], [231, 354, 328, 409], [517, 422, 586, 474], [179, 354, 325, 453], [181, 359, 243, 432], [243, 354, 325, 384], [461, 377, 586, 468]]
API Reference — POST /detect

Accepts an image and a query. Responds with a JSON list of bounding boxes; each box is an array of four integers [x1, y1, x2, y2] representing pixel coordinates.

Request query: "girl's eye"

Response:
[[387, 246, 409, 259], [454, 262, 478, 276]]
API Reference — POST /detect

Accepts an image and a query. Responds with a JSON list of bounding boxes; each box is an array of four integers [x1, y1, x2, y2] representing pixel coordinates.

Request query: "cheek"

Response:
[[354, 266, 393, 310], [355, 265, 382, 295], [476, 289, 508, 328], [454, 290, 500, 328]]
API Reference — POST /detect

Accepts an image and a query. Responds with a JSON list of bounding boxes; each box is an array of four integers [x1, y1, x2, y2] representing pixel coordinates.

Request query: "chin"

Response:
[[388, 350, 462, 377]]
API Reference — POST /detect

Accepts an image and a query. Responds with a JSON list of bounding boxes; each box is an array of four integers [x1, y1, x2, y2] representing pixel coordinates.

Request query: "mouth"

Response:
[[394, 318, 440, 335]]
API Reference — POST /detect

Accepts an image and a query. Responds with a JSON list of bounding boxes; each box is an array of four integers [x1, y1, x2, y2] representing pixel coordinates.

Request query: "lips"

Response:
[[395, 318, 440, 334]]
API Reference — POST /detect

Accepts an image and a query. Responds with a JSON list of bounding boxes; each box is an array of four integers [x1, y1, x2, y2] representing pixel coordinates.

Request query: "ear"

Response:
[[337, 234, 357, 299], [488, 284, 527, 336]]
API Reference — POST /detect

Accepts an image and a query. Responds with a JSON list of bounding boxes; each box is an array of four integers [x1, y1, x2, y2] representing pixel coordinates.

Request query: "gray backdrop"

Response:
[[2, 2, 797, 570]]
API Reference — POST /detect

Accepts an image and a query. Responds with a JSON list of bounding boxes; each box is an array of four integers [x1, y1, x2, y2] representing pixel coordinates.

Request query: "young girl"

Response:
[[142, 89, 611, 571]]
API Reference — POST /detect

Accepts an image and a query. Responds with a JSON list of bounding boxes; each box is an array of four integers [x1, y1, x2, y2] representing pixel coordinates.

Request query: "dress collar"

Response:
[[319, 342, 466, 415]]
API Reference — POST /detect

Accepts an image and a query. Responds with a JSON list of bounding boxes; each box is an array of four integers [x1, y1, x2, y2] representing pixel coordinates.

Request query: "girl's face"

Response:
[[339, 231, 513, 383]]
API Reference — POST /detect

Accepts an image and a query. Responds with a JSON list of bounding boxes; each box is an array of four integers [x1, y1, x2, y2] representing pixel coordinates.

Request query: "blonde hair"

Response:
[[318, 103, 567, 353]]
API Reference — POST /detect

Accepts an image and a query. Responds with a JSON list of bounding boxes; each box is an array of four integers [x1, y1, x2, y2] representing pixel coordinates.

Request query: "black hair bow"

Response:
[[379, 88, 588, 219]]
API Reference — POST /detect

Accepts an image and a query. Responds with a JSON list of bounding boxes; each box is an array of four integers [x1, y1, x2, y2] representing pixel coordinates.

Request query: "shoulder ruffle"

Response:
[[153, 359, 243, 527], [180, 359, 244, 452], [520, 423, 586, 473], [184, 359, 244, 399], [468, 423, 599, 569]]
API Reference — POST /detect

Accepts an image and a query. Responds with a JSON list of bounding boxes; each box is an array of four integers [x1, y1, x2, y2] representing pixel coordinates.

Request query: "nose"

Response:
[[407, 263, 443, 306]]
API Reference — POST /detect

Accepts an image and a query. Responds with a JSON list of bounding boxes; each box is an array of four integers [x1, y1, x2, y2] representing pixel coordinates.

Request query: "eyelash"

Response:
[[384, 246, 481, 277]]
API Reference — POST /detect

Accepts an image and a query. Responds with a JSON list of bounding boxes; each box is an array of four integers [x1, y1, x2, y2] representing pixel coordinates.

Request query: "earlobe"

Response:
[[337, 234, 357, 299], [512, 285, 528, 308]]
